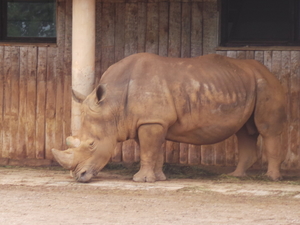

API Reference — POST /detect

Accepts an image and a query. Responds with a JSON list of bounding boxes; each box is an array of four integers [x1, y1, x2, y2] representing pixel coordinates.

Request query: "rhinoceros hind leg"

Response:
[[229, 125, 258, 177], [263, 135, 284, 181], [133, 124, 166, 182], [254, 93, 286, 180]]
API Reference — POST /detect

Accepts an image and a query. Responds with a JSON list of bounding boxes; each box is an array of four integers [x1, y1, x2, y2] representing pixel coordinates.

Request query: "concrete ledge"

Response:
[[0, 158, 59, 167]]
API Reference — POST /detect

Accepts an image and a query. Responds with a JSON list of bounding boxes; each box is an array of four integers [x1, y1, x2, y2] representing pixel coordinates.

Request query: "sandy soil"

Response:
[[0, 165, 300, 225]]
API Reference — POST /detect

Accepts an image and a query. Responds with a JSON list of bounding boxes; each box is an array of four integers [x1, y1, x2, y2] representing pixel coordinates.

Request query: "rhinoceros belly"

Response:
[[166, 123, 239, 145], [166, 98, 255, 145]]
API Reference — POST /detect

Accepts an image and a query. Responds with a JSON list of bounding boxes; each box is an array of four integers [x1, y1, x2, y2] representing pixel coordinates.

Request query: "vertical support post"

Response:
[[72, 0, 96, 135]]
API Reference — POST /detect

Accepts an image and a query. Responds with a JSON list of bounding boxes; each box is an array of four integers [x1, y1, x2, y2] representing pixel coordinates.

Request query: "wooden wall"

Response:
[[0, 0, 299, 172], [95, 0, 300, 171], [0, 0, 72, 166]]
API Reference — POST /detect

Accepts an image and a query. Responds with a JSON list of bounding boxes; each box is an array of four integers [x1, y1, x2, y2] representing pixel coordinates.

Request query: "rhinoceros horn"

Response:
[[72, 89, 87, 103], [51, 148, 74, 170]]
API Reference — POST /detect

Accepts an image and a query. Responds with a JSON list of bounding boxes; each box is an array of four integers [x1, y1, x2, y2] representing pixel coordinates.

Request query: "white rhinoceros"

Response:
[[52, 53, 286, 183]]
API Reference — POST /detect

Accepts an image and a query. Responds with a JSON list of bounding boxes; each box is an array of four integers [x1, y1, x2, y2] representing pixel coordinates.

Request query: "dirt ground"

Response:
[[0, 164, 300, 225]]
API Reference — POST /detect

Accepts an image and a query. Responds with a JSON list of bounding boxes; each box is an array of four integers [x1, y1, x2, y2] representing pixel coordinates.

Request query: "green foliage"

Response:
[[7, 1, 56, 37]]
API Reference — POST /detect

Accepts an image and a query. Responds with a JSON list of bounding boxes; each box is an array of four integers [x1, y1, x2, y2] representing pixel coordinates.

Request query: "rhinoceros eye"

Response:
[[86, 139, 94, 147]]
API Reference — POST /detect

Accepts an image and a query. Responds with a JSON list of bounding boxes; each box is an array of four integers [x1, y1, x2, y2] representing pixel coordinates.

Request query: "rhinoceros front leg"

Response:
[[133, 124, 166, 182], [154, 148, 166, 181]]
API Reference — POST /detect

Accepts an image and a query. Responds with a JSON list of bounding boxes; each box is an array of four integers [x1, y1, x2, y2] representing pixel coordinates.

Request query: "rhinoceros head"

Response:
[[52, 84, 118, 182]]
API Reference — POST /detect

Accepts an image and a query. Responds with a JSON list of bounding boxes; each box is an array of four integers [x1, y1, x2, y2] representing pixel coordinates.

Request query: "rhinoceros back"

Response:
[[100, 53, 269, 144]]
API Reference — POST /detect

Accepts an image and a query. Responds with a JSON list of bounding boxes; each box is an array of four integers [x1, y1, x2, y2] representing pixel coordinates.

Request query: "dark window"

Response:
[[1, 0, 56, 43], [220, 0, 300, 46]]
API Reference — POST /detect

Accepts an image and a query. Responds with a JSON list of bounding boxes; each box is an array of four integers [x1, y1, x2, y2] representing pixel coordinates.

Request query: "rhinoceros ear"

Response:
[[96, 84, 106, 103]]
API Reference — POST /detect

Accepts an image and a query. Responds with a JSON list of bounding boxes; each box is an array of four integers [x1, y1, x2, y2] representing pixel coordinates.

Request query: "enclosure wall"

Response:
[[0, 0, 299, 172]]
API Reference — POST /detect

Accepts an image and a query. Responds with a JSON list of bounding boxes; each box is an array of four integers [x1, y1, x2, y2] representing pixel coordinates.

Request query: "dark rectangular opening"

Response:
[[220, 0, 300, 46], [1, 0, 56, 43]]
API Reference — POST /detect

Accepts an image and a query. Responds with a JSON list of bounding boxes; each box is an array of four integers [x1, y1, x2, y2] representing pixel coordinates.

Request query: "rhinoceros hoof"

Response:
[[133, 171, 156, 182], [227, 171, 247, 177], [155, 171, 167, 181], [266, 171, 282, 181]]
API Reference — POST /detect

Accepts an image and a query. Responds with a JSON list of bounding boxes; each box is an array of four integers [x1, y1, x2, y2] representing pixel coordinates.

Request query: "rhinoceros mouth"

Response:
[[75, 170, 94, 183], [73, 164, 101, 183]]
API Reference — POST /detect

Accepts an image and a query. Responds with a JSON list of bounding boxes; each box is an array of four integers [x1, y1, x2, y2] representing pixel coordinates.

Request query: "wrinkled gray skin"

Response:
[[52, 53, 287, 183]]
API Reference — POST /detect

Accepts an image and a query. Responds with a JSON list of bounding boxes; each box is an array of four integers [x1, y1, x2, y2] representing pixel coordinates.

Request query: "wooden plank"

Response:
[[101, 3, 115, 75], [145, 3, 159, 54], [165, 141, 180, 164], [17, 47, 28, 159], [215, 50, 226, 56], [112, 143, 122, 162], [168, 2, 181, 57], [280, 51, 291, 95], [202, 0, 217, 55], [271, 51, 282, 81], [115, 3, 125, 62], [201, 144, 214, 165], [95, 1, 102, 84], [264, 51, 272, 71], [227, 51, 237, 59], [245, 51, 254, 59], [236, 51, 246, 59], [54, 57, 64, 153], [26, 47, 37, 159], [279, 51, 290, 169], [0, 46, 4, 158], [158, 2, 169, 57], [181, 2, 191, 58], [63, 0, 72, 147], [179, 143, 189, 164], [191, 2, 203, 57], [214, 141, 225, 166], [124, 3, 138, 57], [188, 144, 201, 165], [225, 136, 237, 166], [36, 47, 47, 159], [55, 0, 66, 153], [3, 47, 12, 158], [137, 2, 146, 53], [45, 48, 56, 159], [254, 51, 264, 64], [8, 47, 19, 159], [287, 51, 300, 169], [63, 74, 72, 148]]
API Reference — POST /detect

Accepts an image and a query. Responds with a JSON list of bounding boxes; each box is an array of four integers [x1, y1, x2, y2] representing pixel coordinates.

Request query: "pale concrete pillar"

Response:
[[72, 0, 96, 135]]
